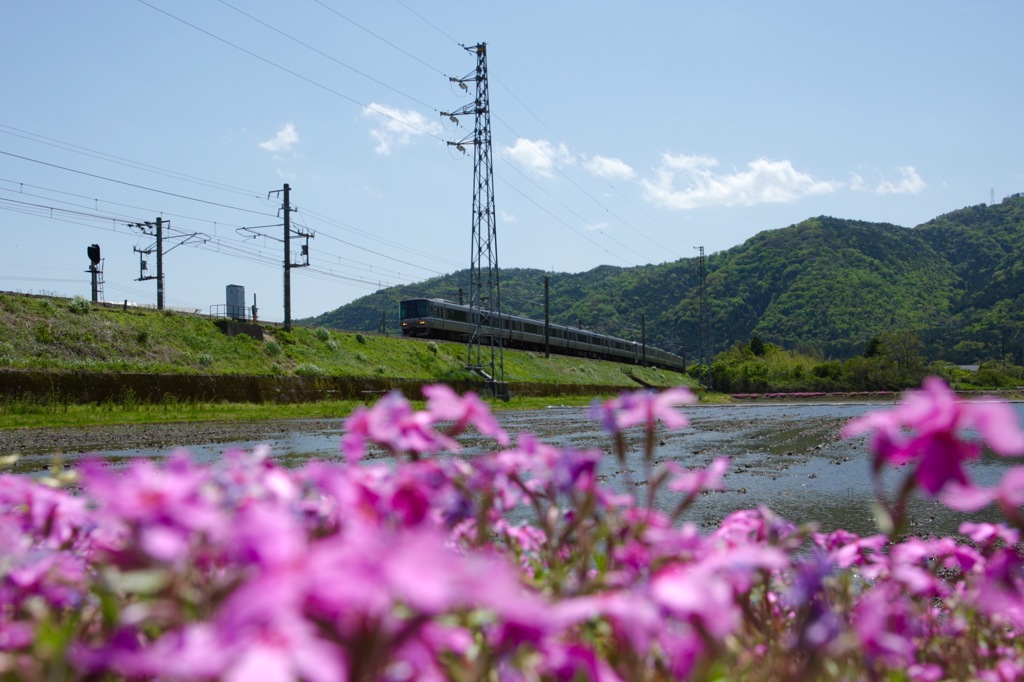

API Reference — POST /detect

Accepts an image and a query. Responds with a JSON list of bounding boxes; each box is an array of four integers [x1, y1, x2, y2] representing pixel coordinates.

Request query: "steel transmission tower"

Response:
[[442, 43, 507, 398]]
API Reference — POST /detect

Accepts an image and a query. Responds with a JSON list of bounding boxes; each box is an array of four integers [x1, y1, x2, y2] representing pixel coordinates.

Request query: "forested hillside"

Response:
[[302, 193, 1024, 365]]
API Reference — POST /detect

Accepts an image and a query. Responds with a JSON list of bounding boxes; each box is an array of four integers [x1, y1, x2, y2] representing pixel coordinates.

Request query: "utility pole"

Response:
[[131, 218, 207, 311], [442, 42, 507, 399], [544, 275, 550, 358], [266, 183, 313, 332], [641, 313, 647, 366], [132, 217, 165, 310], [284, 184, 291, 330], [696, 246, 712, 390]]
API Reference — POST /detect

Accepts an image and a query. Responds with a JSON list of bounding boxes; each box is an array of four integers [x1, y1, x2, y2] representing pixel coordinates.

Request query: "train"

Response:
[[399, 298, 688, 373]]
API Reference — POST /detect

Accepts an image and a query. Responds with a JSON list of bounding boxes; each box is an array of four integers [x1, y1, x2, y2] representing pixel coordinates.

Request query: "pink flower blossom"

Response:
[[422, 383, 510, 445], [590, 386, 695, 433], [342, 390, 459, 460], [942, 465, 1024, 513], [842, 376, 1024, 495], [666, 456, 729, 495], [959, 521, 1020, 548], [853, 582, 917, 666]]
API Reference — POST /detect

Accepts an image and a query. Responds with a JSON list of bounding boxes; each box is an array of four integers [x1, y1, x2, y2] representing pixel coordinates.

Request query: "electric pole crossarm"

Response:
[[129, 218, 167, 309]]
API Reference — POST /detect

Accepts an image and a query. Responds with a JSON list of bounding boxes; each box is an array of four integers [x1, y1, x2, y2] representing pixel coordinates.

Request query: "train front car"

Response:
[[399, 298, 435, 338]]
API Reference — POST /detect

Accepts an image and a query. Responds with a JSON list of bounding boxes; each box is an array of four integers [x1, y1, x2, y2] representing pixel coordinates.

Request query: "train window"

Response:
[[400, 300, 431, 319], [449, 309, 467, 323]]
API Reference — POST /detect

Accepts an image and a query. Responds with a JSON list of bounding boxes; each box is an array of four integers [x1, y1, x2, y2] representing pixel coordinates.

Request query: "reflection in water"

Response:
[[10, 402, 1022, 538]]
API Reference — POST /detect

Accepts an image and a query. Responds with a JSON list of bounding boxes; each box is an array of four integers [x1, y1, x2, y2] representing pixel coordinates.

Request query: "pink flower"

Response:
[[423, 384, 510, 446], [666, 457, 729, 495], [342, 390, 459, 460], [958, 521, 1020, 547], [590, 387, 695, 433], [853, 582, 917, 666], [842, 377, 1024, 495], [942, 466, 1024, 513]]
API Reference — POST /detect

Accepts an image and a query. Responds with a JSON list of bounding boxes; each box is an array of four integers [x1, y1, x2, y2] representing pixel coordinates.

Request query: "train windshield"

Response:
[[400, 299, 432, 319]]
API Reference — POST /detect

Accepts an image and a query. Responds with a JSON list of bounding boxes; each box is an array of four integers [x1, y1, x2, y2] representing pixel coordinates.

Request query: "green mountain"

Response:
[[302, 193, 1024, 365]]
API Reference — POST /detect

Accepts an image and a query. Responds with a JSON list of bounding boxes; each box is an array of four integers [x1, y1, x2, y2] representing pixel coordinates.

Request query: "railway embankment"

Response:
[[0, 292, 693, 405]]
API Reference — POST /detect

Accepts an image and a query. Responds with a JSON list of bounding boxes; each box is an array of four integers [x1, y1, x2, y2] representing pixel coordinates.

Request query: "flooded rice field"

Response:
[[3, 401, 1021, 538]]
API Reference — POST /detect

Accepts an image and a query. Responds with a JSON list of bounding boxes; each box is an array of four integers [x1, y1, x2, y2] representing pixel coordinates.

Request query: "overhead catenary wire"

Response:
[[3, 1, 705, 320], [139, 0, 688, 271], [0, 123, 263, 198], [0, 150, 279, 218]]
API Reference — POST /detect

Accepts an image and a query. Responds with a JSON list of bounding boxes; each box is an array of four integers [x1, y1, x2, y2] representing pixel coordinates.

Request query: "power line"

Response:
[[0, 175, 451, 288], [494, 155, 651, 265], [393, 0, 463, 48], [136, 0, 447, 143], [0, 150, 278, 218], [1, 174, 461, 276], [0, 123, 262, 198], [491, 114, 683, 260], [215, 0, 443, 114], [494, 175, 633, 267], [312, 0, 449, 77]]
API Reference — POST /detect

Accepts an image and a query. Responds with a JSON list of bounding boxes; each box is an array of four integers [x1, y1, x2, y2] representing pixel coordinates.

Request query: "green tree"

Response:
[[749, 335, 766, 356], [863, 336, 883, 358]]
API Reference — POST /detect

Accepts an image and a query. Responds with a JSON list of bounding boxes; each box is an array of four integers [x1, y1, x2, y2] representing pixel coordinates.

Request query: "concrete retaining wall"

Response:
[[0, 370, 629, 404]]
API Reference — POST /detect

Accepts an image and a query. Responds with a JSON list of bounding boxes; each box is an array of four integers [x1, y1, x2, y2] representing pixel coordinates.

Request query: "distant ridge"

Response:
[[303, 193, 1024, 365]]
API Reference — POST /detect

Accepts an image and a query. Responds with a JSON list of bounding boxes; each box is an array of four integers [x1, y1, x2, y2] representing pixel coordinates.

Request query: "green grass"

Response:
[[0, 394, 357, 429], [0, 292, 693, 385], [0, 392, 625, 430], [0, 292, 697, 428]]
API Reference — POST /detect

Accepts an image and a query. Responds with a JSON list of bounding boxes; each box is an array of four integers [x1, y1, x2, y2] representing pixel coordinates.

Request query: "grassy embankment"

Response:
[[0, 293, 694, 428]]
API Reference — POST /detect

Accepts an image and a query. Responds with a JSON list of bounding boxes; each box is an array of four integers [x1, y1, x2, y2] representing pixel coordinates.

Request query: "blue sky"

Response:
[[2, 1, 1021, 321]]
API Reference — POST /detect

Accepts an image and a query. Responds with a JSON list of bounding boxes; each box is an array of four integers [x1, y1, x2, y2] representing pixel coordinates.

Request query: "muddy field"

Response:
[[1, 401, 1015, 537]]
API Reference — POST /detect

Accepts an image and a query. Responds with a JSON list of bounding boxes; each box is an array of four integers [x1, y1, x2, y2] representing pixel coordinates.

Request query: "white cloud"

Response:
[[499, 209, 517, 223], [259, 123, 300, 153], [583, 155, 636, 181], [640, 154, 840, 210], [585, 221, 610, 231], [363, 103, 441, 155], [501, 138, 574, 179], [874, 166, 926, 195]]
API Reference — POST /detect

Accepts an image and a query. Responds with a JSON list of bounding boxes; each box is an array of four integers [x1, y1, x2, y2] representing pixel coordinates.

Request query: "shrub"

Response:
[[355, 333, 367, 345], [68, 296, 91, 314], [295, 363, 325, 377], [34, 322, 54, 344], [426, 341, 439, 354], [264, 339, 282, 357]]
